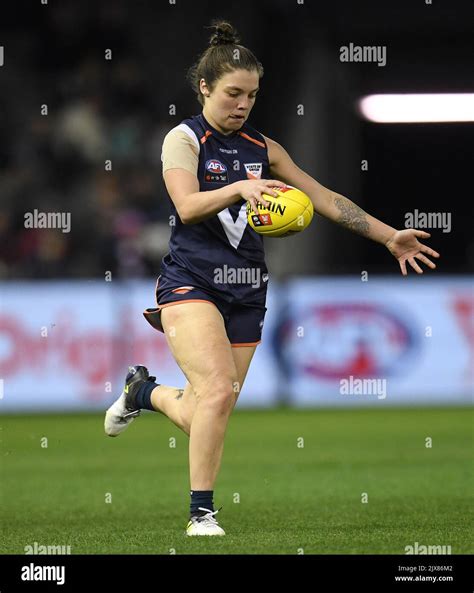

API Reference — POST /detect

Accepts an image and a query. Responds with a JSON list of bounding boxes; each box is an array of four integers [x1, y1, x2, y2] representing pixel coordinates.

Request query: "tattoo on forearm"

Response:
[[175, 389, 184, 400], [334, 196, 370, 236]]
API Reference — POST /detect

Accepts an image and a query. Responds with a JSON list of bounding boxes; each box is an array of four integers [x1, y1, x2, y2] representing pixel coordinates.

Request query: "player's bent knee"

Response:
[[194, 379, 237, 416]]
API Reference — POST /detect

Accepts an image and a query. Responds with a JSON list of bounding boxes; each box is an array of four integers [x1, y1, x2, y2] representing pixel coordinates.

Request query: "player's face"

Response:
[[201, 69, 260, 135]]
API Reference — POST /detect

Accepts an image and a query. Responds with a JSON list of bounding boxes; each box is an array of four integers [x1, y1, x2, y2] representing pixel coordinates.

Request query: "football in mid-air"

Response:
[[246, 186, 314, 237]]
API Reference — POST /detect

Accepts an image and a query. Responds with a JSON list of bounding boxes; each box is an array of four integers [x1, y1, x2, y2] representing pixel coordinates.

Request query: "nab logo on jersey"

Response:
[[205, 159, 228, 183]]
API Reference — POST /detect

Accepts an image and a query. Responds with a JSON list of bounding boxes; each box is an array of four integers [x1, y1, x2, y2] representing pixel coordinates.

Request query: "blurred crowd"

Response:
[[0, 1, 182, 279]]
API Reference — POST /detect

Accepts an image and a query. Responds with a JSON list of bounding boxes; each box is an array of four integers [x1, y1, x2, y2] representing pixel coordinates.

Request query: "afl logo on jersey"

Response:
[[205, 159, 228, 183], [206, 159, 227, 173]]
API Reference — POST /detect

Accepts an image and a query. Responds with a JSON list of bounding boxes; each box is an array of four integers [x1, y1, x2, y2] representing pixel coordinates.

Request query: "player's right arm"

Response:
[[162, 129, 285, 224], [164, 168, 281, 224]]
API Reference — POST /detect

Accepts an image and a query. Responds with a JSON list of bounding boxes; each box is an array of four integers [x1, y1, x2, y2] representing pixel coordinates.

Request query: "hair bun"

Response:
[[209, 21, 240, 46]]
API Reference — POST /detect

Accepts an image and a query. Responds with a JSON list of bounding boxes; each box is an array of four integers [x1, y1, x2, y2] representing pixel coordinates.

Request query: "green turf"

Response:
[[1, 407, 472, 554]]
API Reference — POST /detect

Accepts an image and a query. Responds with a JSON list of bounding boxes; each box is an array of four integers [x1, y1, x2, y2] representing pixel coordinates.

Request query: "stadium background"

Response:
[[1, 0, 473, 557]]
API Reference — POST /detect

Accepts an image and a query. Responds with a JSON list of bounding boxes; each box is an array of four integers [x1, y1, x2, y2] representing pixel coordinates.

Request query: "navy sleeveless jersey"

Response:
[[160, 113, 271, 304]]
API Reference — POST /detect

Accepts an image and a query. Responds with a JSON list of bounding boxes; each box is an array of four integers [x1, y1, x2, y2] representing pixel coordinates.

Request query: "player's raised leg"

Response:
[[160, 301, 239, 536], [104, 337, 256, 438]]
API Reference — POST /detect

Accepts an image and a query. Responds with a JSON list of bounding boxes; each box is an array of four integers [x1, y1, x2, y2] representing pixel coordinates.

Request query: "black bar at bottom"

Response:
[[0, 554, 471, 593]]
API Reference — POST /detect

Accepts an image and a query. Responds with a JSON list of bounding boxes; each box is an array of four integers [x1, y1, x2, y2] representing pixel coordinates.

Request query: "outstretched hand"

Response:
[[385, 229, 440, 276]]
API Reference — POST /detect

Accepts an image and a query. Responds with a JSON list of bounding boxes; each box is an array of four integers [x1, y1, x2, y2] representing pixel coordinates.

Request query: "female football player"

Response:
[[105, 20, 440, 536]]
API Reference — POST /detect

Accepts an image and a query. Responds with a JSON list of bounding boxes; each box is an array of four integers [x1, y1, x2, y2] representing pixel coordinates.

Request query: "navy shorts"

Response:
[[143, 275, 267, 347]]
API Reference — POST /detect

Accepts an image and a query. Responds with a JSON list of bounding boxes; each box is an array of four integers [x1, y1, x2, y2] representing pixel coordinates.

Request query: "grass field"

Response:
[[1, 407, 472, 554]]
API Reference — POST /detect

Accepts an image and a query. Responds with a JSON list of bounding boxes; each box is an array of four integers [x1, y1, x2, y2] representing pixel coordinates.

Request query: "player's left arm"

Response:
[[264, 135, 440, 275]]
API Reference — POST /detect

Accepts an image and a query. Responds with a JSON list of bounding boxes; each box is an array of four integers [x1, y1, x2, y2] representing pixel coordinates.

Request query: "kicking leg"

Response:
[[161, 301, 255, 535], [160, 302, 236, 489]]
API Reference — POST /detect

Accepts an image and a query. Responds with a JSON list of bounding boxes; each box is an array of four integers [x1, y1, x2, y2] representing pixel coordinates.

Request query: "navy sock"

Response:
[[134, 380, 159, 411], [190, 490, 214, 516]]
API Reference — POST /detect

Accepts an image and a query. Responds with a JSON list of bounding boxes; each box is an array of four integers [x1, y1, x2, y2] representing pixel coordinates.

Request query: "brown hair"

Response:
[[187, 20, 264, 106]]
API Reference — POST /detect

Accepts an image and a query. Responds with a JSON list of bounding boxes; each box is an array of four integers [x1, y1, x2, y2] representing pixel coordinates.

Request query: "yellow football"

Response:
[[246, 186, 314, 237]]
